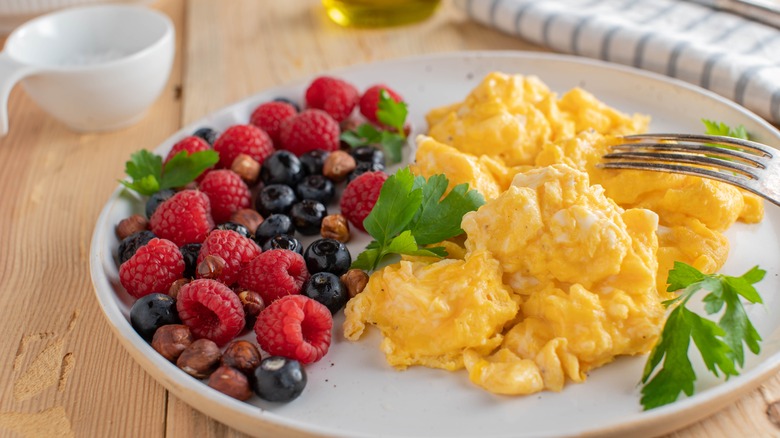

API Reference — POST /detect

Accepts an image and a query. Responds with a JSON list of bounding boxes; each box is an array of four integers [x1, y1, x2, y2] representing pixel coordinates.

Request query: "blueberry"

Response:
[[301, 272, 348, 314], [260, 151, 305, 187], [130, 293, 180, 341], [253, 356, 306, 402], [303, 238, 351, 276], [180, 243, 201, 279], [261, 234, 304, 255], [118, 230, 156, 265], [351, 145, 385, 166], [256, 184, 298, 217], [254, 214, 295, 245], [295, 174, 335, 204], [145, 189, 176, 219], [299, 150, 330, 176], [217, 222, 250, 238], [272, 97, 300, 113], [193, 127, 219, 145], [348, 161, 386, 183], [290, 200, 327, 236]]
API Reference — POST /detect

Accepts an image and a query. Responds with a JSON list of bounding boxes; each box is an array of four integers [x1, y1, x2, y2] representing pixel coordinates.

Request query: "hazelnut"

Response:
[[176, 338, 222, 379], [115, 214, 148, 240], [323, 150, 356, 182], [341, 269, 369, 298], [321, 214, 350, 243], [208, 365, 253, 401], [197, 255, 225, 279], [231, 208, 264, 235], [168, 278, 189, 300], [238, 290, 265, 327], [152, 324, 193, 362], [221, 340, 262, 376], [231, 153, 260, 184]]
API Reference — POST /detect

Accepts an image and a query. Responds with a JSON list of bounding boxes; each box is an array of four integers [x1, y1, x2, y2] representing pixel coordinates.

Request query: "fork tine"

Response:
[[622, 133, 774, 157], [610, 142, 768, 167], [599, 161, 755, 193], [602, 150, 761, 179]]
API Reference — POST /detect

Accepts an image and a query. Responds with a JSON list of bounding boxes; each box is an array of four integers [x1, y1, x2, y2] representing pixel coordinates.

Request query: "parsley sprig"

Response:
[[703, 119, 749, 139], [341, 89, 409, 164], [120, 149, 218, 196], [640, 262, 765, 410], [352, 167, 485, 272]]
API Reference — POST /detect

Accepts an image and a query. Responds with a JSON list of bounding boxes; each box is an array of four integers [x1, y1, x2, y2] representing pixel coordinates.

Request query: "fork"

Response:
[[600, 133, 780, 207]]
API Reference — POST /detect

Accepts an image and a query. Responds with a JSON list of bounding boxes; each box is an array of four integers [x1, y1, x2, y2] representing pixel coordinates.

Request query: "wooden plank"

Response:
[[0, 0, 184, 437]]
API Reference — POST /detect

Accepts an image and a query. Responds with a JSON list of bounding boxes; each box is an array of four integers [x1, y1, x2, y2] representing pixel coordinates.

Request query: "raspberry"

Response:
[[149, 190, 214, 246], [250, 101, 297, 146], [238, 249, 310, 304], [177, 279, 245, 346], [213, 124, 274, 169], [339, 171, 388, 231], [197, 229, 261, 285], [359, 85, 404, 125], [119, 238, 184, 298], [304, 76, 359, 122], [254, 295, 332, 364], [164, 135, 211, 163], [197, 170, 251, 224], [279, 109, 340, 156]]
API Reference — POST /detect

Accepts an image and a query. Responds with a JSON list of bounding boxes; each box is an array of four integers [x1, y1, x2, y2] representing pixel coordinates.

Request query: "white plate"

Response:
[[90, 51, 780, 438]]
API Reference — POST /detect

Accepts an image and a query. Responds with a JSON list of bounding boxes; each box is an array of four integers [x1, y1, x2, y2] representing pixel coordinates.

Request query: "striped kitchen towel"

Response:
[[454, 0, 780, 124]]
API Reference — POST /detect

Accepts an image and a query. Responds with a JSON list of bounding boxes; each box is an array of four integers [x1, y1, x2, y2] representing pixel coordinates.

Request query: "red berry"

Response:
[[279, 109, 340, 156], [305, 76, 359, 122], [119, 238, 184, 298], [254, 295, 332, 364], [238, 249, 310, 304], [149, 190, 214, 246], [213, 124, 274, 169], [197, 170, 251, 224], [177, 279, 245, 346], [198, 229, 261, 285], [359, 85, 404, 125], [339, 171, 388, 231], [250, 101, 297, 146], [164, 136, 211, 163]]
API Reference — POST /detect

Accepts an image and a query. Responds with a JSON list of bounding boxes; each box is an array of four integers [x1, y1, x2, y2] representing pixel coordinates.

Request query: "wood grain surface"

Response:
[[0, 0, 778, 437]]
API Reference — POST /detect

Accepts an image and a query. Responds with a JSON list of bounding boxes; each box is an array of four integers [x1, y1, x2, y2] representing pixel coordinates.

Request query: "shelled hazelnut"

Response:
[[341, 269, 369, 298], [323, 150, 356, 182], [115, 214, 148, 240], [177, 338, 221, 379], [231, 153, 260, 184], [321, 214, 350, 242], [221, 340, 262, 376], [208, 366, 253, 401], [152, 324, 193, 362]]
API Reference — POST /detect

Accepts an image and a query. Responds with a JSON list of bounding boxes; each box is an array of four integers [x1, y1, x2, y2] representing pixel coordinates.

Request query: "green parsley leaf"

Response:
[[640, 262, 765, 410], [353, 168, 484, 272], [119, 149, 218, 196], [338, 89, 410, 164], [363, 167, 422, 244], [376, 89, 408, 136], [702, 119, 750, 139], [409, 175, 486, 245]]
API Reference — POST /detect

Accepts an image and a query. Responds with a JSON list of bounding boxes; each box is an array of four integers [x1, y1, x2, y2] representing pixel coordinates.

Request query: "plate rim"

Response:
[[89, 50, 780, 438]]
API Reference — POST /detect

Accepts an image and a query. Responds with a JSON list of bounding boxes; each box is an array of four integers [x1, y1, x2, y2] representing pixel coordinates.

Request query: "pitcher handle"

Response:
[[0, 52, 39, 136]]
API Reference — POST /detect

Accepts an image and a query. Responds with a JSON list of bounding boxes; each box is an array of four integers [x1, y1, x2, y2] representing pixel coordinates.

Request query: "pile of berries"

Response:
[[113, 76, 402, 404]]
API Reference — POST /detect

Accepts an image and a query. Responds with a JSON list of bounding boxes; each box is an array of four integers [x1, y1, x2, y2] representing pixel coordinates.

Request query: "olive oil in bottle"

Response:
[[322, 0, 440, 28]]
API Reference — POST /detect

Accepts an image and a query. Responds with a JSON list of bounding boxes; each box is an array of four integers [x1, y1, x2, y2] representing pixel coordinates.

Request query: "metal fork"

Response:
[[601, 133, 780, 207]]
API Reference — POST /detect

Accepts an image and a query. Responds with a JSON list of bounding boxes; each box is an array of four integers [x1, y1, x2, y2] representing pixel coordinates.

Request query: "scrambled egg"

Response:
[[343, 72, 764, 396]]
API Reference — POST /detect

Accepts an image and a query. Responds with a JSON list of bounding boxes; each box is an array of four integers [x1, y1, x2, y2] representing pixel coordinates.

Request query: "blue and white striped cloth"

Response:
[[454, 0, 780, 124]]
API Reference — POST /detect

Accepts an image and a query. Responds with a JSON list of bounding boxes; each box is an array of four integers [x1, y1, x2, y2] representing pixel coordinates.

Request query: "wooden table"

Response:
[[1, 0, 779, 436]]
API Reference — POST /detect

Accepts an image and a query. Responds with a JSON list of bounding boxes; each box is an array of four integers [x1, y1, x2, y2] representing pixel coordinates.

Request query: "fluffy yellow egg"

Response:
[[344, 250, 519, 371]]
